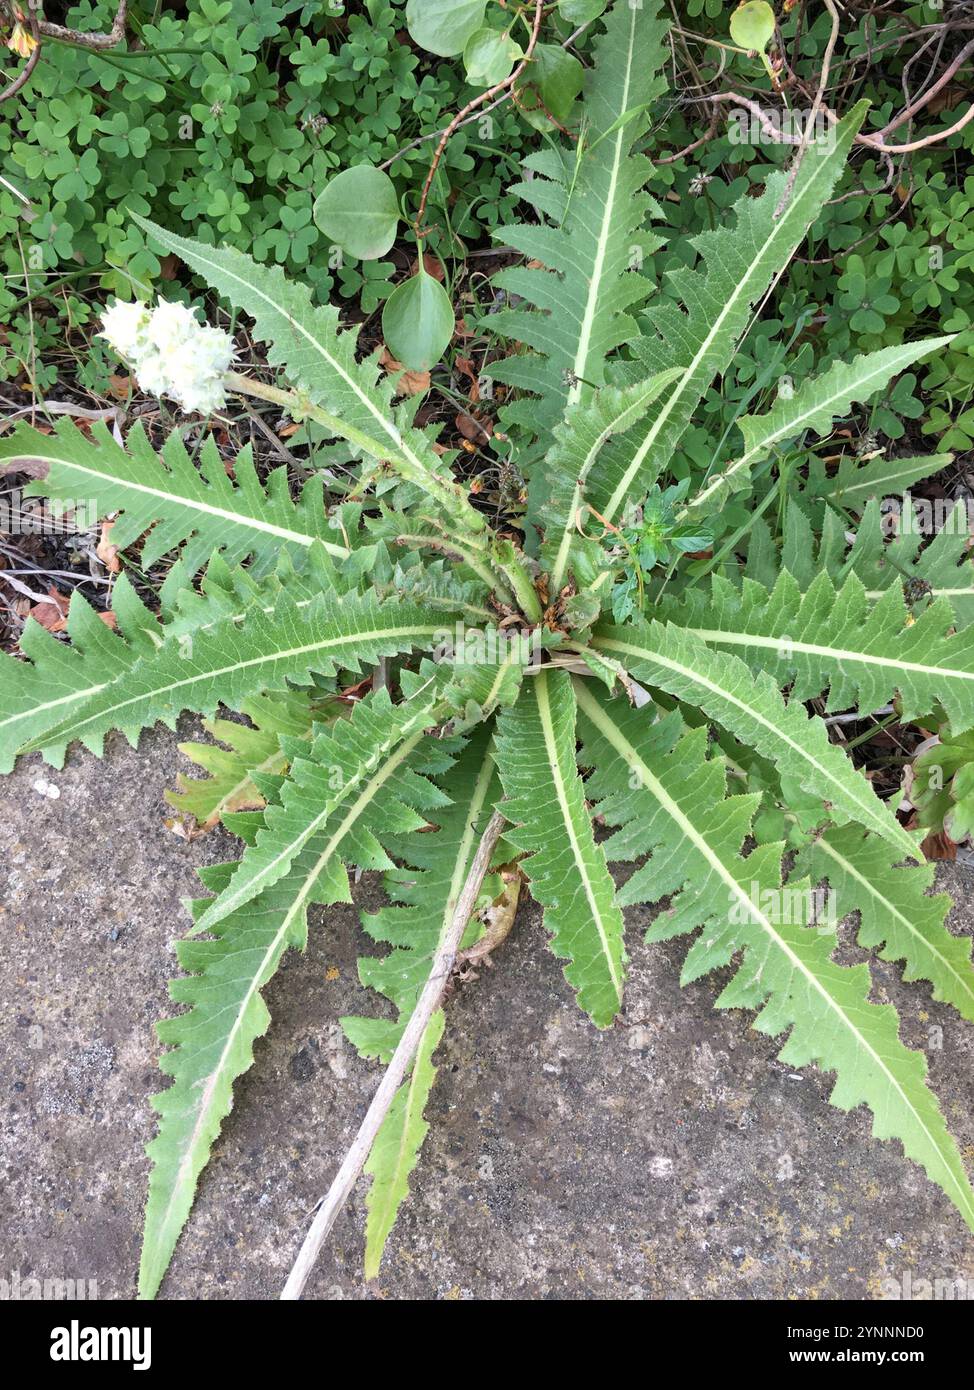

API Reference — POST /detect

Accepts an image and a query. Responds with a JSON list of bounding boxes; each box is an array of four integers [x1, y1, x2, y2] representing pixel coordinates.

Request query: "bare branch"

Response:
[[36, 0, 127, 47], [280, 807, 509, 1300], [1, 0, 128, 104]]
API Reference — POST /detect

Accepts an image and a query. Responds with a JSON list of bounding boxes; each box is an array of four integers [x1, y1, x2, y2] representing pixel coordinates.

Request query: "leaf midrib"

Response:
[[685, 626, 974, 684], [574, 678, 974, 1229], [536, 671, 624, 1007], [814, 835, 974, 1018], [5, 450, 349, 558], [144, 727, 428, 1293], [594, 628, 916, 856], [564, 0, 638, 413], [24, 619, 442, 751]]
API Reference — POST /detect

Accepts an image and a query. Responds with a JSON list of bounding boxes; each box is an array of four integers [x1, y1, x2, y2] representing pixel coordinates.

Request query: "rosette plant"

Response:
[[2, 1, 973, 1298]]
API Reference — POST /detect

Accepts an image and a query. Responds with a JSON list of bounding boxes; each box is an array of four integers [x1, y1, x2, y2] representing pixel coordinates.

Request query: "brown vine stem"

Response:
[[0, 0, 40, 103], [865, 34, 974, 141], [675, 13, 974, 162], [280, 807, 509, 1300], [377, 19, 592, 174], [34, 0, 126, 46], [412, 0, 546, 238], [657, 111, 719, 166], [1, 0, 127, 103], [701, 84, 974, 159], [854, 101, 974, 155]]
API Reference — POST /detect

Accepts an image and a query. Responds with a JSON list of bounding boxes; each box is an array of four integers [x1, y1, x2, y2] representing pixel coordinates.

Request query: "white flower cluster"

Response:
[[99, 298, 234, 415]]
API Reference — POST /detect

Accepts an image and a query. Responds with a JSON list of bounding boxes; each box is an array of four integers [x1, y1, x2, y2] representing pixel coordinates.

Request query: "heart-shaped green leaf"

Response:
[[463, 27, 523, 88], [557, 0, 608, 23], [519, 44, 584, 130], [381, 261, 455, 372], [729, 1, 776, 54], [406, 0, 487, 58], [313, 164, 400, 261]]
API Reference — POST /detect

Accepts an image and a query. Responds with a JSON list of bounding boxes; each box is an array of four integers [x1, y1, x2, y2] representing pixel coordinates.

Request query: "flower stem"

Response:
[[226, 370, 544, 621]]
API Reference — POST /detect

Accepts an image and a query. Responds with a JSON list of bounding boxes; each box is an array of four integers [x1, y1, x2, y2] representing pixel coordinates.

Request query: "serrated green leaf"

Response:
[[0, 576, 160, 773], [0, 417, 349, 576], [167, 690, 318, 829], [678, 569, 974, 733], [749, 496, 974, 633], [543, 368, 683, 591], [802, 452, 951, 510], [344, 724, 502, 1060], [792, 827, 974, 1023], [363, 1009, 445, 1279], [575, 680, 974, 1239], [139, 724, 455, 1299], [592, 617, 918, 859], [495, 670, 626, 1025], [193, 680, 451, 934], [689, 338, 953, 514], [487, 0, 669, 444], [0, 548, 363, 773], [595, 102, 869, 527], [345, 728, 504, 1274], [21, 588, 445, 762]]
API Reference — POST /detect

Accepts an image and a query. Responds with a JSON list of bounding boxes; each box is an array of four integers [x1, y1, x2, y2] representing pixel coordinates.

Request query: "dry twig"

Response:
[[1, 0, 127, 103], [280, 808, 509, 1300]]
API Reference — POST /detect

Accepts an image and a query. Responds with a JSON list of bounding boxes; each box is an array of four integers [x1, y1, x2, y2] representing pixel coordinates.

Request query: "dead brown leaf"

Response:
[[456, 409, 491, 446], [0, 452, 49, 479], [379, 346, 431, 396], [410, 252, 445, 282], [28, 586, 71, 632], [107, 373, 134, 400], [96, 519, 121, 573], [455, 355, 480, 403], [920, 829, 958, 861], [27, 586, 115, 633], [163, 812, 207, 841]]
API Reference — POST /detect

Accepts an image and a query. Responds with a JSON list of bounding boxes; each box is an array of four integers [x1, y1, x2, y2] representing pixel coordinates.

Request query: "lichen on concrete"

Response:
[[2, 726, 973, 1299]]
